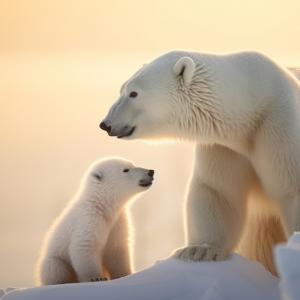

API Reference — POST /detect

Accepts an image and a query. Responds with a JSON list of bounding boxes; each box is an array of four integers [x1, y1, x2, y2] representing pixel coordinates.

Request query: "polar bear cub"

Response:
[[36, 158, 154, 285]]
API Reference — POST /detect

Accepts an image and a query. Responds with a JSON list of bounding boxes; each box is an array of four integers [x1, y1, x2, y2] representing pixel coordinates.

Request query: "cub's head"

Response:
[[85, 158, 154, 198], [100, 51, 200, 141]]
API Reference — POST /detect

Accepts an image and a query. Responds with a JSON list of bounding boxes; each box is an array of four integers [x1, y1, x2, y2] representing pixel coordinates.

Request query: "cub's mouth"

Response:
[[139, 181, 153, 187]]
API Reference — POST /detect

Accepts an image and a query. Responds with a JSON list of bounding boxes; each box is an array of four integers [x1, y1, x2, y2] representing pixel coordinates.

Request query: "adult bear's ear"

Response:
[[173, 56, 196, 86]]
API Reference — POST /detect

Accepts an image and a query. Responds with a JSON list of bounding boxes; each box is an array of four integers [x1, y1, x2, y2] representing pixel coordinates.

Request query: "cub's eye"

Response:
[[129, 91, 138, 98], [123, 168, 130, 173]]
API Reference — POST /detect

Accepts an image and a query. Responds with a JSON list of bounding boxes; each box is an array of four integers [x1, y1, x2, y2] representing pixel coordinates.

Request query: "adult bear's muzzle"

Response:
[[99, 121, 136, 139]]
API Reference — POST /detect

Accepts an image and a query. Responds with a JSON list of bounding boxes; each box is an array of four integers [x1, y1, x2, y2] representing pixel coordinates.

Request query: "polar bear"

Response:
[[100, 51, 300, 275], [36, 158, 154, 285]]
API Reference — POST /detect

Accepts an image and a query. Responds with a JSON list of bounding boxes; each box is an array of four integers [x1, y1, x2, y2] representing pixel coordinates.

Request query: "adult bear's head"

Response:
[[100, 51, 219, 141]]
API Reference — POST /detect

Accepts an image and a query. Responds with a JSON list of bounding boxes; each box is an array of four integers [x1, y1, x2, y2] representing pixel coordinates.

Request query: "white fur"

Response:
[[35, 158, 153, 285], [101, 50, 300, 275], [173, 56, 196, 86]]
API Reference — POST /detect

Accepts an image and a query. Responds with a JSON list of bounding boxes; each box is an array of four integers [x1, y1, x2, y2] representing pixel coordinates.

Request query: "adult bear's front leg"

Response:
[[173, 182, 238, 261], [173, 144, 253, 262]]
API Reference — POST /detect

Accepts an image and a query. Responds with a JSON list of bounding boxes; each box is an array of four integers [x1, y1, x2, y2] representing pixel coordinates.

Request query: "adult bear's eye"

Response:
[[129, 91, 138, 98], [123, 168, 130, 173], [93, 173, 102, 181]]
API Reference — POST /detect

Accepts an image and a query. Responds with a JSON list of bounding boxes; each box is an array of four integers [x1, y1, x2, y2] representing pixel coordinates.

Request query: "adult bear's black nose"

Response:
[[148, 170, 155, 177], [99, 121, 111, 134]]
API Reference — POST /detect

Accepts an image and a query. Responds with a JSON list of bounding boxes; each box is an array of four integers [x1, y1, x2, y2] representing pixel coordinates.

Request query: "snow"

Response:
[[1, 254, 280, 300], [3, 236, 300, 300]]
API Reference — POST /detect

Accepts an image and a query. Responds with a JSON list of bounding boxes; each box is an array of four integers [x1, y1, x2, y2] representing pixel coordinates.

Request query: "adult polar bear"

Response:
[[100, 51, 300, 275]]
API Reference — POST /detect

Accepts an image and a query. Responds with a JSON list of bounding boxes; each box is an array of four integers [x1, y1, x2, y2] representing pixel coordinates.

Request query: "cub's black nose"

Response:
[[99, 121, 111, 134], [148, 170, 155, 177]]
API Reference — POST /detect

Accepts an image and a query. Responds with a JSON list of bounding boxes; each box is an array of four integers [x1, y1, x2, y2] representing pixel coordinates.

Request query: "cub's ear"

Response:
[[173, 56, 196, 86], [92, 172, 103, 182]]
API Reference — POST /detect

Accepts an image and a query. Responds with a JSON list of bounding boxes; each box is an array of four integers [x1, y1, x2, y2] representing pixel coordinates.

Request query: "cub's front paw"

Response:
[[172, 245, 228, 262], [90, 277, 108, 282]]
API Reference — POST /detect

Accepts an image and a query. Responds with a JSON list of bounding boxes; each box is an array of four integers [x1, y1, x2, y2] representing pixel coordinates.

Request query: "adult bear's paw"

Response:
[[172, 244, 228, 262]]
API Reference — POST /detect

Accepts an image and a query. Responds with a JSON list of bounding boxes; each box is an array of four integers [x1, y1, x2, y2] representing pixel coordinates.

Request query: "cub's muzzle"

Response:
[[139, 169, 155, 187]]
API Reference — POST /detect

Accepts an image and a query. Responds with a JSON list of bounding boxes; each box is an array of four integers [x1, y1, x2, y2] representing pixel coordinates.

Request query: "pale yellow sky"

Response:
[[1, 0, 300, 64]]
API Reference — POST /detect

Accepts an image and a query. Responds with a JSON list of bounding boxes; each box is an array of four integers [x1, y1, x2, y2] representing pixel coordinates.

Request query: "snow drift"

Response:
[[3, 234, 300, 300], [1, 254, 279, 300]]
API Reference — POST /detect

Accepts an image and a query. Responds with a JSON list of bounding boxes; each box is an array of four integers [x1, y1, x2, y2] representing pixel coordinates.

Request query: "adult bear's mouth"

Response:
[[117, 126, 136, 139], [139, 182, 152, 187]]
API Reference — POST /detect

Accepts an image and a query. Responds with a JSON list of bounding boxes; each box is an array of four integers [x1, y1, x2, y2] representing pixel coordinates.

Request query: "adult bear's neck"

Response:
[[171, 60, 228, 143]]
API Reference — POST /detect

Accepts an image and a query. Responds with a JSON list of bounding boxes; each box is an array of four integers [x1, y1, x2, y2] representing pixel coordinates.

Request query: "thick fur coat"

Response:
[[36, 158, 154, 285]]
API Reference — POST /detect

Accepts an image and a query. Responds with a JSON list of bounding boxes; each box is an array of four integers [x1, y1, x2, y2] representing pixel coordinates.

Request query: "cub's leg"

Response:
[[173, 144, 253, 261], [103, 211, 132, 279], [70, 219, 109, 282], [36, 257, 76, 285]]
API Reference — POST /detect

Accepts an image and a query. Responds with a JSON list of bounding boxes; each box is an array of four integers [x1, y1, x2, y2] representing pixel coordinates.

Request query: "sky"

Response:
[[0, 0, 300, 287], [0, 0, 300, 64]]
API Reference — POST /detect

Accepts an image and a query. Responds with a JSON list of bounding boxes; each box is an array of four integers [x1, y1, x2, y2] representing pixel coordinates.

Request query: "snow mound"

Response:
[[1, 254, 279, 300], [275, 232, 300, 300]]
